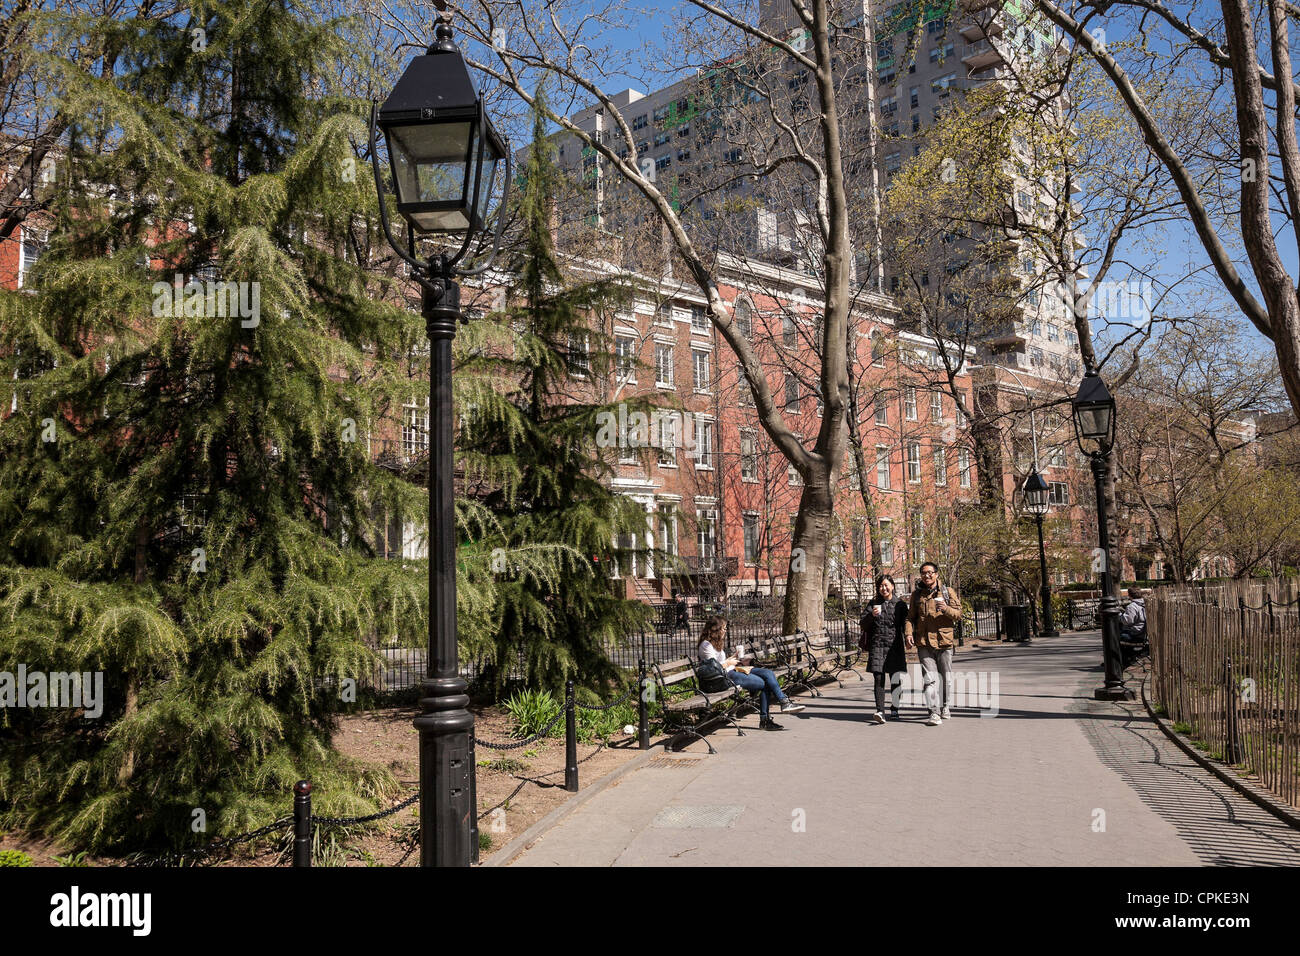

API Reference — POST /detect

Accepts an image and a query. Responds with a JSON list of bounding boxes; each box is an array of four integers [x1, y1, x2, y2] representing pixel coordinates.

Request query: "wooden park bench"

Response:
[[802, 629, 864, 688], [651, 657, 745, 754]]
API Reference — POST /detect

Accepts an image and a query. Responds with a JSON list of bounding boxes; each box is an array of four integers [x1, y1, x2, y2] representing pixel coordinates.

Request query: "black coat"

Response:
[[859, 596, 908, 673]]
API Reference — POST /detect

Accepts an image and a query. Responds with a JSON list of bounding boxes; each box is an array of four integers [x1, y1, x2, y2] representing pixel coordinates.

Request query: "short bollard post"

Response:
[[638, 657, 650, 750], [293, 780, 313, 868], [564, 680, 579, 793]]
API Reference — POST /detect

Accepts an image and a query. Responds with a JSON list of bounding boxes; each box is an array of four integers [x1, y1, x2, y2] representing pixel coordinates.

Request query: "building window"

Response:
[[788, 436, 803, 486], [738, 373, 754, 405], [934, 443, 947, 486], [1049, 481, 1069, 505], [655, 301, 674, 327], [785, 373, 800, 410], [616, 335, 636, 380], [743, 512, 760, 564], [847, 453, 861, 490], [692, 349, 710, 391], [18, 226, 47, 289], [657, 414, 677, 467], [691, 304, 709, 332], [875, 402, 888, 426], [697, 510, 716, 570], [696, 418, 714, 468], [1048, 444, 1066, 467], [876, 445, 891, 490], [402, 400, 429, 457], [879, 519, 894, 566], [568, 334, 590, 376], [741, 429, 758, 481], [655, 343, 674, 387], [735, 299, 753, 337], [907, 441, 921, 483], [904, 386, 917, 420], [956, 391, 968, 427], [909, 86, 920, 109], [959, 446, 971, 488], [871, 333, 885, 367], [783, 314, 798, 347], [930, 391, 943, 420], [658, 504, 677, 556]]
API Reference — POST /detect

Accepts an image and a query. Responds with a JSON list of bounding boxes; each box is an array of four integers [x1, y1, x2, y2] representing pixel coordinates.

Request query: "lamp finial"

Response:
[[430, 9, 456, 53]]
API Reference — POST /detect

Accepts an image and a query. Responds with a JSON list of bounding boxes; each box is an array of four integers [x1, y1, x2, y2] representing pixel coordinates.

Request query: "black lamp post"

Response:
[[370, 8, 511, 866], [1070, 370, 1133, 701], [1021, 469, 1059, 637]]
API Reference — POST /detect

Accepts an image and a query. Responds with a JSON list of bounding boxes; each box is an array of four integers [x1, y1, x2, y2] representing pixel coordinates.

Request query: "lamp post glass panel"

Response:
[[372, 13, 510, 866], [1071, 372, 1131, 699], [1022, 470, 1057, 637]]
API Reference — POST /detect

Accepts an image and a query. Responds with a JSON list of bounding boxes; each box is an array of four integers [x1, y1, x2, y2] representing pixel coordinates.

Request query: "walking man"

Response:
[[906, 562, 963, 726]]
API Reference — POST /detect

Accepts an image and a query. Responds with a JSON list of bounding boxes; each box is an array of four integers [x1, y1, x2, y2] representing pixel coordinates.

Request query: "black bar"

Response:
[[638, 649, 650, 750], [414, 269, 474, 867], [564, 680, 578, 792], [293, 780, 312, 868]]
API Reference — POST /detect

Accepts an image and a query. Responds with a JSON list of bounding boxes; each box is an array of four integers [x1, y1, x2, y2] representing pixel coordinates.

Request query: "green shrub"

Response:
[[53, 851, 90, 867], [575, 699, 641, 743], [503, 689, 564, 739], [0, 849, 33, 867]]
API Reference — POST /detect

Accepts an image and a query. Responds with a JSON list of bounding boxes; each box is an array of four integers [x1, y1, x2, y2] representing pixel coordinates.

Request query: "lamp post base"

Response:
[[1094, 685, 1136, 701]]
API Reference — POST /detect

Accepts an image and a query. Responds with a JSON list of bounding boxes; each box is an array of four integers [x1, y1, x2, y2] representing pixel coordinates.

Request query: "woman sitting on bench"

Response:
[[697, 615, 805, 731]]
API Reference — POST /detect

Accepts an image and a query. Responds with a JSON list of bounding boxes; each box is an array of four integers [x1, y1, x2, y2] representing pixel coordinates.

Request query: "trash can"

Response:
[[1002, 604, 1030, 642]]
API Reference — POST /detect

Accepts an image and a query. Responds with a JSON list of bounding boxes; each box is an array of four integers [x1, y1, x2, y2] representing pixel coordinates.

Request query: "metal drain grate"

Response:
[[648, 755, 704, 769], [651, 805, 745, 829]]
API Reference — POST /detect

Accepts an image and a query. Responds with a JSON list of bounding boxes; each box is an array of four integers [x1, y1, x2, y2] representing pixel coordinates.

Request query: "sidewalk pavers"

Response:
[[505, 631, 1300, 866]]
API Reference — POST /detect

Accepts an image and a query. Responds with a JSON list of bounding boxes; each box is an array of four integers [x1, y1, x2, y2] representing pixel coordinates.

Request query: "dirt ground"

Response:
[[0, 703, 643, 868], [320, 704, 643, 866]]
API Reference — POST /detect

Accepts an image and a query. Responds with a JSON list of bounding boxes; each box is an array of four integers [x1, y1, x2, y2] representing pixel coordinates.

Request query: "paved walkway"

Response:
[[507, 631, 1300, 866]]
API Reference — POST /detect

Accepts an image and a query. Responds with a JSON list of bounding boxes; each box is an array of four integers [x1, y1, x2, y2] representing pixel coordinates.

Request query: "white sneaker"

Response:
[[871, 711, 886, 724], [940, 705, 951, 720], [780, 700, 806, 714], [925, 713, 942, 726]]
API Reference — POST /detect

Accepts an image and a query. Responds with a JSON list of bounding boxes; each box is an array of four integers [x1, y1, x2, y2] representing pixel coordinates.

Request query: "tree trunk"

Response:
[[783, 463, 834, 635]]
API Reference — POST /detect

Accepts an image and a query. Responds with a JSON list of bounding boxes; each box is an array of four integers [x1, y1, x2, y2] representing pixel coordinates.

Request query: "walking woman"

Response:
[[859, 574, 909, 723], [697, 615, 805, 730]]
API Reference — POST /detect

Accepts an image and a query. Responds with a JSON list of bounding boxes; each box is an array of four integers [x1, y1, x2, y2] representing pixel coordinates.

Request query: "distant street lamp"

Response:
[[370, 7, 511, 867], [1021, 469, 1059, 637], [1071, 370, 1133, 701]]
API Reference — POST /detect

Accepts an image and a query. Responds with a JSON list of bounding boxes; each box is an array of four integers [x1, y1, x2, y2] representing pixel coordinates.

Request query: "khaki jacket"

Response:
[[907, 583, 963, 649]]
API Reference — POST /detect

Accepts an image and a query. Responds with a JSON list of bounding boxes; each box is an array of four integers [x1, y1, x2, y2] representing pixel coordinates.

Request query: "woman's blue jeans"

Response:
[[728, 667, 785, 719]]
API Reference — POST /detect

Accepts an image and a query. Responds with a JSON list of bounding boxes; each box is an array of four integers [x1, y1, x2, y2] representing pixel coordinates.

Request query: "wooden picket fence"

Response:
[[1148, 578, 1300, 809]]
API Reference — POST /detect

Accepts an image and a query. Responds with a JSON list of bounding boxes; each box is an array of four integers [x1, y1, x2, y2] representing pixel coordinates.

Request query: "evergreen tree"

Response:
[[456, 88, 654, 694], [0, 0, 471, 852]]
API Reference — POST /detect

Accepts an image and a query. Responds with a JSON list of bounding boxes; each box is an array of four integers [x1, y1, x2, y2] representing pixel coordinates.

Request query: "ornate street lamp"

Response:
[[1021, 469, 1058, 637], [1070, 370, 1132, 700], [370, 7, 512, 867]]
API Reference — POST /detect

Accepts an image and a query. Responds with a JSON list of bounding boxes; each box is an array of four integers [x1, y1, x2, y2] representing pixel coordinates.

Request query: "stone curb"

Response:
[[479, 740, 664, 867], [1139, 675, 1300, 832]]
